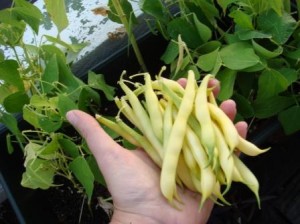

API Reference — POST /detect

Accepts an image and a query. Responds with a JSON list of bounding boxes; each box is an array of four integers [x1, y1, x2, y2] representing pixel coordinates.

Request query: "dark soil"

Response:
[[0, 180, 111, 224], [46, 178, 111, 224], [0, 200, 19, 224]]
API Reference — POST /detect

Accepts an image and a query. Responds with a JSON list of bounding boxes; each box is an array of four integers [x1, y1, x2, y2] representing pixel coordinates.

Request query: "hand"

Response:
[[66, 79, 247, 224]]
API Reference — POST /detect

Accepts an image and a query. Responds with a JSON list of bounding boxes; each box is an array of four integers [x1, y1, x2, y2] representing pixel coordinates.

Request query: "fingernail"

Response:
[[66, 110, 77, 124]]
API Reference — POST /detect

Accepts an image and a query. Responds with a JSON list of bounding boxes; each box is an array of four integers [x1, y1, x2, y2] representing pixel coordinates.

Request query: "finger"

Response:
[[219, 99, 236, 121], [177, 78, 187, 87], [66, 110, 125, 175], [207, 79, 220, 96], [235, 121, 248, 139], [178, 77, 220, 96]]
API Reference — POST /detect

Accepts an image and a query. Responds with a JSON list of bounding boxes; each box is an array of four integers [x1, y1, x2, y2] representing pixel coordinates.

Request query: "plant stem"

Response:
[[111, 0, 147, 72]]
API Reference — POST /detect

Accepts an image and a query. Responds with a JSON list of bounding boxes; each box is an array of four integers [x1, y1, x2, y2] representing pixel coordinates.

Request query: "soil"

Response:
[[47, 178, 111, 224], [0, 200, 19, 224], [0, 179, 112, 224]]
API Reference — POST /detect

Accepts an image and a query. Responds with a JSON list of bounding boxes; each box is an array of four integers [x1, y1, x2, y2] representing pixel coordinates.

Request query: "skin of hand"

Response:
[[66, 79, 248, 224]]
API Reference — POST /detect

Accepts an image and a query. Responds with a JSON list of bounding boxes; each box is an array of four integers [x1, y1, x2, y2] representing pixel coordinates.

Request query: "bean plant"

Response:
[[0, 0, 115, 203], [110, 0, 300, 134]]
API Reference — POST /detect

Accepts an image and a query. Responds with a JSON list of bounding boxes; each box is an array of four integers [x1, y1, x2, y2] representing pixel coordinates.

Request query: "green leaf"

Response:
[[56, 56, 80, 92], [229, 10, 254, 30], [216, 0, 238, 12], [139, 0, 169, 22], [44, 0, 69, 33], [0, 85, 14, 104], [42, 55, 59, 93], [78, 86, 101, 112], [58, 138, 80, 158], [57, 94, 78, 117], [197, 41, 222, 54], [69, 157, 95, 203], [278, 106, 300, 135], [23, 106, 40, 128], [257, 9, 297, 44], [30, 95, 55, 108], [251, 39, 283, 59], [160, 40, 179, 64], [216, 68, 237, 101], [232, 93, 254, 118], [0, 60, 24, 92], [6, 134, 14, 154], [86, 156, 106, 186], [219, 42, 260, 70], [0, 113, 23, 142], [38, 111, 62, 132], [253, 96, 295, 118], [197, 48, 221, 73], [13, 0, 43, 33], [278, 68, 298, 85], [236, 29, 272, 40], [108, 0, 137, 25], [23, 104, 63, 132], [21, 158, 56, 189], [257, 69, 289, 100], [0, 50, 4, 62], [167, 17, 203, 49], [88, 71, 115, 101], [194, 0, 219, 22], [0, 13, 26, 46], [3, 91, 29, 113], [284, 48, 300, 60], [38, 137, 59, 160], [40, 45, 66, 63], [44, 35, 88, 53], [192, 13, 212, 43]]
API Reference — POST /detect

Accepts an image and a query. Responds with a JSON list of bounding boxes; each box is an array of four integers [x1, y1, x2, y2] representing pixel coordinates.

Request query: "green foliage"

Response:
[[0, 0, 115, 204], [134, 0, 300, 135]]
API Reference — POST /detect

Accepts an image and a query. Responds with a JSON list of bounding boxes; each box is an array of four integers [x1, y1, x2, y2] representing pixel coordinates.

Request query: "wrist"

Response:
[[110, 209, 160, 224]]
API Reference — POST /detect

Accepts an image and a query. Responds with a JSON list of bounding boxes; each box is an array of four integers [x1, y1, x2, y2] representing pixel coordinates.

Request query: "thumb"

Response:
[[66, 110, 124, 176]]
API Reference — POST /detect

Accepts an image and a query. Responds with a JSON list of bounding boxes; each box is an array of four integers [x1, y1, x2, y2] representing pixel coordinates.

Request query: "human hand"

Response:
[[66, 79, 247, 224]]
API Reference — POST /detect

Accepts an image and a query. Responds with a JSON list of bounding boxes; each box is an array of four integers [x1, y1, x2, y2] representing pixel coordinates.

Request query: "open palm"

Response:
[[66, 79, 247, 224]]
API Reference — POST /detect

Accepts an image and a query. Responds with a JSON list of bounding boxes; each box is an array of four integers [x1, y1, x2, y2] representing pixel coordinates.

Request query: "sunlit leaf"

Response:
[[88, 71, 115, 101], [13, 0, 43, 33], [21, 158, 56, 189], [0, 60, 24, 91], [44, 0, 69, 33]]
